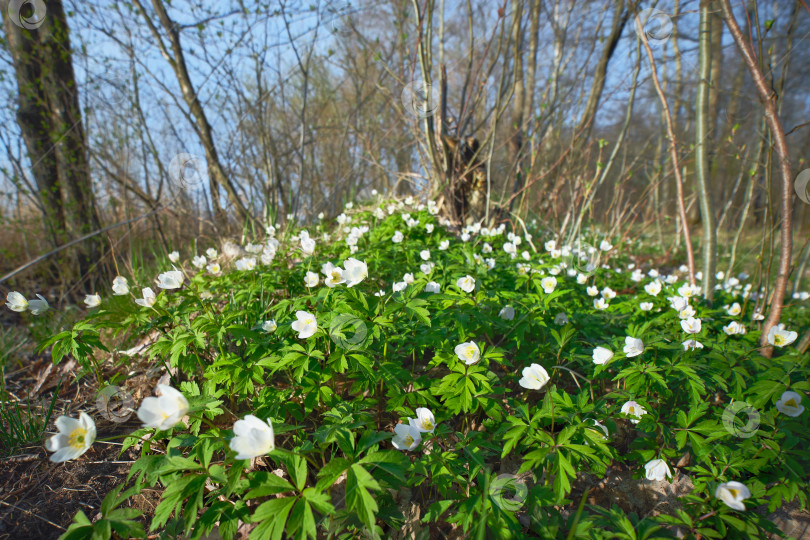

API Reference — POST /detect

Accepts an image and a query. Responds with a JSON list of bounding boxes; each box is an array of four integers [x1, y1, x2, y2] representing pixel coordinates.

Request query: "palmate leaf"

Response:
[[345, 463, 381, 530]]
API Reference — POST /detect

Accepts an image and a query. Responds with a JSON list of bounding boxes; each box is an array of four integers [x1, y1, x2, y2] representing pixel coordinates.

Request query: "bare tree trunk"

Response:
[[719, 0, 793, 354], [574, 0, 630, 141], [695, 1, 717, 300], [2, 0, 102, 285], [134, 0, 253, 227]]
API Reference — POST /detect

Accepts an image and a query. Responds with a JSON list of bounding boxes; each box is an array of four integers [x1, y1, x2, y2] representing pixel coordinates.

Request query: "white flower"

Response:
[[409, 407, 436, 433], [775, 390, 804, 417], [45, 412, 96, 463], [644, 281, 662, 296], [168, 251, 180, 263], [669, 296, 688, 312], [678, 305, 696, 319], [137, 384, 189, 430], [84, 294, 101, 308], [303, 271, 319, 288], [425, 281, 440, 294], [403, 273, 415, 284], [343, 259, 368, 287], [27, 294, 49, 315], [206, 248, 218, 259], [419, 250, 431, 261], [5, 291, 29, 312], [592, 347, 613, 365], [503, 242, 517, 255], [420, 262, 434, 275], [681, 317, 702, 334], [623, 336, 644, 357], [439, 240, 450, 250], [235, 257, 256, 271], [300, 237, 316, 256], [600, 240, 613, 251], [726, 302, 742, 316], [457, 275, 476, 293], [392, 231, 404, 243], [292, 311, 318, 339], [554, 312, 568, 325], [767, 324, 797, 348], [454, 341, 480, 365], [639, 302, 653, 311], [499, 305, 515, 320], [620, 400, 646, 424], [519, 363, 550, 390], [393, 281, 407, 292], [323, 264, 345, 287], [586, 419, 609, 442], [426, 223, 434, 233], [229, 415, 275, 459], [540, 277, 557, 294], [392, 423, 422, 451], [723, 321, 746, 335], [157, 269, 184, 289], [682, 339, 704, 350], [262, 320, 277, 333], [678, 283, 700, 298], [192, 255, 207, 269], [576, 273, 588, 284], [135, 287, 156, 307], [601, 287, 617, 300], [752, 311, 765, 321], [644, 459, 672, 481], [594, 297, 609, 310], [715, 481, 751, 511], [112, 276, 129, 295], [207, 262, 221, 275], [545, 240, 556, 252], [586, 286, 599, 297]]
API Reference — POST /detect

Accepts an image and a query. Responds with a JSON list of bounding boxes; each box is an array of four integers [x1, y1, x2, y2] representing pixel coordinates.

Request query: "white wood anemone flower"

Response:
[[767, 324, 798, 348], [262, 320, 277, 333], [620, 400, 647, 424], [457, 275, 476, 293], [305, 271, 320, 287], [137, 384, 190, 430], [343, 258, 368, 287], [592, 347, 613, 365], [45, 412, 96, 463], [27, 294, 49, 315], [715, 481, 751, 511], [680, 317, 702, 334], [499, 305, 515, 320], [135, 287, 156, 308], [84, 294, 102, 308], [291, 311, 318, 339], [540, 277, 557, 294], [408, 407, 436, 434], [519, 363, 550, 390], [157, 269, 184, 289], [644, 459, 672, 481], [112, 276, 129, 295], [5, 291, 29, 312], [454, 341, 481, 365], [623, 336, 644, 357], [229, 415, 275, 459], [775, 390, 804, 417], [392, 423, 422, 451]]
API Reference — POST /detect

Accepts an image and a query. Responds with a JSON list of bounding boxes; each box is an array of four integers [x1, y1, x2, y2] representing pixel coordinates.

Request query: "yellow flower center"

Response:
[[404, 435, 414, 445], [305, 318, 313, 325], [784, 398, 797, 408], [331, 271, 341, 281], [423, 420, 433, 430], [728, 488, 739, 498], [774, 335, 785, 346], [68, 427, 88, 449], [628, 406, 635, 414]]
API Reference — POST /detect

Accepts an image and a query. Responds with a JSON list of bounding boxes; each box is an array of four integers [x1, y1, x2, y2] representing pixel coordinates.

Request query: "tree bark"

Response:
[[719, 0, 793, 354], [2, 0, 102, 284], [695, 1, 717, 301], [134, 0, 253, 227]]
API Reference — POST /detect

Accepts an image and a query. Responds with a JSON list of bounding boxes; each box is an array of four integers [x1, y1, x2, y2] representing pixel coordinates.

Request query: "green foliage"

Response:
[[40, 202, 809, 538]]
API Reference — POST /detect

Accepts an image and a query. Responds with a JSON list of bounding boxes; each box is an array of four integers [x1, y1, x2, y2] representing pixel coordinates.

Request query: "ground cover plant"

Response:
[[6, 197, 808, 539]]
